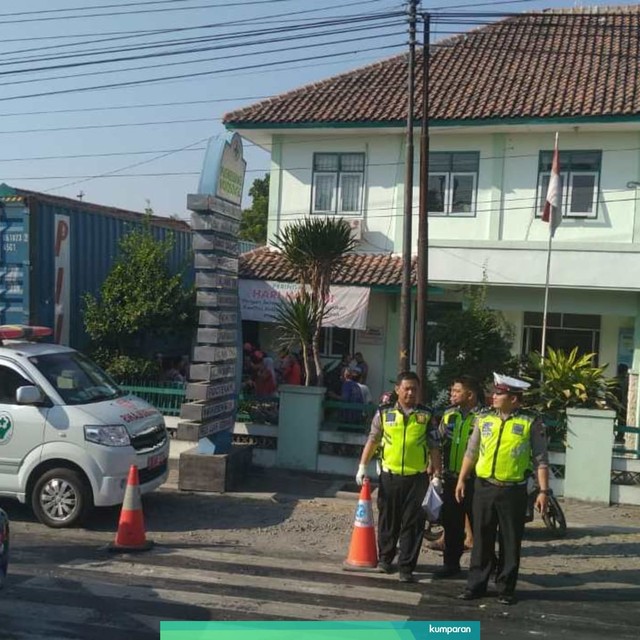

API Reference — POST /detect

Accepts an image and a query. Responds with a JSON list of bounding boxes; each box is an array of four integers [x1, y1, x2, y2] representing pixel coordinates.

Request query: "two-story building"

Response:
[[224, 6, 640, 423]]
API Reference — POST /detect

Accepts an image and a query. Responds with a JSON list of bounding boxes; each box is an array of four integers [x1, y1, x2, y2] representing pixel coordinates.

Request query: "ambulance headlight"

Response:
[[84, 425, 130, 447]]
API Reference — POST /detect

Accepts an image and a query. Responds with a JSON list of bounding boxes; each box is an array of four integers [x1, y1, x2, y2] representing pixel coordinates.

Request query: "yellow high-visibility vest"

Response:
[[475, 411, 534, 483], [442, 406, 476, 474], [381, 406, 432, 476]]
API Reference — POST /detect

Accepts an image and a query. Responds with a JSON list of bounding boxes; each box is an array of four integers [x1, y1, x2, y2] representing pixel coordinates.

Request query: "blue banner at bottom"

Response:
[[161, 621, 481, 640]]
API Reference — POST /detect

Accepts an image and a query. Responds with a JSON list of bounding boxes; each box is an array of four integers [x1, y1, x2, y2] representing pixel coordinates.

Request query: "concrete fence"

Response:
[[229, 399, 640, 506]]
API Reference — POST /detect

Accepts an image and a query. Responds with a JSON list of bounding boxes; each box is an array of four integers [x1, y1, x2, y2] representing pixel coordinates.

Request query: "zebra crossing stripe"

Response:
[[158, 547, 374, 577], [15, 573, 408, 622], [60, 558, 422, 606]]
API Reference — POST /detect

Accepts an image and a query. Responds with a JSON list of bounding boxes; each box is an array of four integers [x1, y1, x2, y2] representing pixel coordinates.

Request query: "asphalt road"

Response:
[[1, 487, 639, 640]]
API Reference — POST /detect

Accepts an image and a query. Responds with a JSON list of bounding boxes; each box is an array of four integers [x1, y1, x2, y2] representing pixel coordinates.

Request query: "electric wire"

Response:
[[0, 43, 405, 103], [0, 0, 307, 25], [0, 24, 406, 87], [0, 11, 404, 71]]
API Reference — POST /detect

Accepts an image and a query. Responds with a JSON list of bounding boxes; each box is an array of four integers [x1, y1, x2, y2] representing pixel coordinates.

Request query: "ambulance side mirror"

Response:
[[16, 385, 45, 405]]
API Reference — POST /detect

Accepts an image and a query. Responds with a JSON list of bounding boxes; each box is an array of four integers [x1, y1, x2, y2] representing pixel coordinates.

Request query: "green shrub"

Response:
[[102, 354, 161, 384], [523, 347, 619, 444]]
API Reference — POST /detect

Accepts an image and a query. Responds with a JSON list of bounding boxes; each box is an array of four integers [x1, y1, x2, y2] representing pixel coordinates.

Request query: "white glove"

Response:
[[356, 464, 367, 486], [431, 476, 444, 494]]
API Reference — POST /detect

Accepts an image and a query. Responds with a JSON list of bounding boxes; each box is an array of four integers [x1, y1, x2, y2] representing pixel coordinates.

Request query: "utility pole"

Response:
[[416, 12, 430, 400], [399, 0, 418, 372]]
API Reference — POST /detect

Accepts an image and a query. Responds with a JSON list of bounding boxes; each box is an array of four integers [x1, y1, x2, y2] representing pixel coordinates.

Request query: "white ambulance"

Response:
[[0, 326, 169, 527]]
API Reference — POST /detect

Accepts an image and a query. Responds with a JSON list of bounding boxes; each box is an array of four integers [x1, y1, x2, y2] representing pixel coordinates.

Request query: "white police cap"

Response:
[[493, 372, 530, 393]]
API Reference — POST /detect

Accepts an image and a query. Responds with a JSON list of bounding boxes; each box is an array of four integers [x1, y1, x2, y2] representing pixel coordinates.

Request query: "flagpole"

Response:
[[540, 131, 559, 383], [540, 230, 553, 382]]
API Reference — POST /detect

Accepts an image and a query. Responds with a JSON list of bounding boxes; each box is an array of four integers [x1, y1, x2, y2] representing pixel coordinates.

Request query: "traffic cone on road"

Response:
[[343, 478, 378, 571], [108, 465, 153, 552]]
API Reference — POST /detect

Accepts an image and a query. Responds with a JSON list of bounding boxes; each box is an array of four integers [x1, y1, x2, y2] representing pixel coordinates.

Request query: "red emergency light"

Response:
[[0, 325, 53, 341]]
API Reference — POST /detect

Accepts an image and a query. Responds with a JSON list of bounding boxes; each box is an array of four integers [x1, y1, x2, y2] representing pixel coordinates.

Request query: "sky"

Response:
[[0, 0, 624, 220]]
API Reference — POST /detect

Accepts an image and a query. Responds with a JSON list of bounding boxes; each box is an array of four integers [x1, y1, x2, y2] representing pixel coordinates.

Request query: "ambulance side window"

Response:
[[0, 365, 32, 404]]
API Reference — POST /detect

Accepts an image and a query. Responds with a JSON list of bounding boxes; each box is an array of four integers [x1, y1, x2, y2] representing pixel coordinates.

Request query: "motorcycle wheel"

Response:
[[542, 495, 567, 537]]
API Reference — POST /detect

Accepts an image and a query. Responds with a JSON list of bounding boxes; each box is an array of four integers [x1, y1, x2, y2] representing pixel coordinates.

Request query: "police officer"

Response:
[[356, 371, 442, 583], [434, 375, 484, 579], [455, 373, 549, 605]]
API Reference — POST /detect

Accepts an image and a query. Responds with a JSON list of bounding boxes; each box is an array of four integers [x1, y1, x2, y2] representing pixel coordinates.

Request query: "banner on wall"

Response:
[[239, 279, 370, 330]]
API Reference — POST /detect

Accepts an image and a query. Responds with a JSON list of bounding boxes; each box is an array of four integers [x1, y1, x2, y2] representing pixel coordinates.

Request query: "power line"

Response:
[[3, 141, 640, 168], [0, 0, 299, 25], [5, 170, 634, 222], [0, 0, 394, 48], [0, 22, 404, 86], [0, 148, 206, 162], [42, 136, 210, 193], [0, 118, 214, 135], [0, 97, 256, 118], [0, 0, 207, 18], [0, 42, 404, 103], [0, 10, 402, 70]]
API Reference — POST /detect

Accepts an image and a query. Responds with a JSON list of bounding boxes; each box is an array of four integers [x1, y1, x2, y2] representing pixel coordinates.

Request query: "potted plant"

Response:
[[268, 217, 357, 471], [523, 347, 619, 447], [272, 217, 357, 386]]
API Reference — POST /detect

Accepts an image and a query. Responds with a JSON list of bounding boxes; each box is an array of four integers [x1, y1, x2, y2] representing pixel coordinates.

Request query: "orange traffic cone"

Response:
[[343, 478, 378, 571], [108, 465, 153, 552]]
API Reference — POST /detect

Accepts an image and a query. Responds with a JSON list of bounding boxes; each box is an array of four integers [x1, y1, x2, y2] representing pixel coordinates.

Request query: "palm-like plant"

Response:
[[269, 290, 318, 386], [272, 218, 357, 385], [523, 347, 619, 443]]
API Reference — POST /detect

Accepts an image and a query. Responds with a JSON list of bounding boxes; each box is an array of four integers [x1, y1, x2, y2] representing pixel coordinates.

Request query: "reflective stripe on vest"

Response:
[[381, 407, 431, 475], [443, 408, 475, 474], [475, 413, 533, 483]]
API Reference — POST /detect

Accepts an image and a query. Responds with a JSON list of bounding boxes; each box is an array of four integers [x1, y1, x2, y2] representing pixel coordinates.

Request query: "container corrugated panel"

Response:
[[0, 198, 30, 326], [1, 188, 193, 349]]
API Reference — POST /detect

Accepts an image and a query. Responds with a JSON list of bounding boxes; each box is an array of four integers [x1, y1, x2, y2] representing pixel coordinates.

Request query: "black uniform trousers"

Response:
[[377, 470, 428, 574], [466, 478, 528, 596], [441, 472, 474, 570]]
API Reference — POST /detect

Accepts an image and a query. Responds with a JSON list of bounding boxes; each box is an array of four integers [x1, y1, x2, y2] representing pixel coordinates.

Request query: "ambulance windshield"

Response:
[[29, 351, 123, 405]]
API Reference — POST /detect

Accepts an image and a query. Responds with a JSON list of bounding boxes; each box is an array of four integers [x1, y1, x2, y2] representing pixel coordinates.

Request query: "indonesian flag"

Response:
[[542, 133, 561, 236]]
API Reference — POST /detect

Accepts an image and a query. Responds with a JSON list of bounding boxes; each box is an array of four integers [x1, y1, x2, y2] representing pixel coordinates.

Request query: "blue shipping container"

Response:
[[0, 184, 193, 349]]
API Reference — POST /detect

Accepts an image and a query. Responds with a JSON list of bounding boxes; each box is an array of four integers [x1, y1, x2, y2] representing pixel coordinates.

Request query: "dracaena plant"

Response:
[[269, 290, 320, 386], [523, 347, 620, 444], [272, 217, 357, 386]]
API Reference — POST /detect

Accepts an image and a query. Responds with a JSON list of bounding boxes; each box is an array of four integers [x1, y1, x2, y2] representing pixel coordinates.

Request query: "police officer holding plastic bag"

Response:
[[434, 375, 484, 579], [356, 371, 442, 583], [455, 373, 549, 605]]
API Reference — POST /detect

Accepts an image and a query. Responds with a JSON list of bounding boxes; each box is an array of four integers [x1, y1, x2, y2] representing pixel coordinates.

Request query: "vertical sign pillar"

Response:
[[177, 133, 246, 454]]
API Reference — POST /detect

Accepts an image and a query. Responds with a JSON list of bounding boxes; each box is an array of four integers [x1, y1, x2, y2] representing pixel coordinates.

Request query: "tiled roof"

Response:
[[239, 246, 415, 287], [224, 7, 640, 126]]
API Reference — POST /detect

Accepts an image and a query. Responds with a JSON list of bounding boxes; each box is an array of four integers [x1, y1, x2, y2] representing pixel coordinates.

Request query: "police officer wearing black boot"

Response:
[[433, 375, 484, 579], [455, 373, 549, 605], [356, 371, 442, 583]]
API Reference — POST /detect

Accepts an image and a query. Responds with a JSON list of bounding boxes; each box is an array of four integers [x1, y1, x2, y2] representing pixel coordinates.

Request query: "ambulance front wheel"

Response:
[[31, 468, 92, 528]]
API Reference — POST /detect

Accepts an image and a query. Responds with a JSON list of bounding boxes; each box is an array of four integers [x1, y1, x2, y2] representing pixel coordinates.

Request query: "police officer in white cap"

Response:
[[455, 373, 549, 605]]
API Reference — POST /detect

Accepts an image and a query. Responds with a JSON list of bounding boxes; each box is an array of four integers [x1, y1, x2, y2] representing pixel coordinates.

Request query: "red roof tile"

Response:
[[239, 246, 415, 287], [224, 7, 640, 126]]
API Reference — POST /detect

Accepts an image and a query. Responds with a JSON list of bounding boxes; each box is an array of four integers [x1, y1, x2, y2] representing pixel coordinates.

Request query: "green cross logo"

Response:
[[0, 413, 13, 444]]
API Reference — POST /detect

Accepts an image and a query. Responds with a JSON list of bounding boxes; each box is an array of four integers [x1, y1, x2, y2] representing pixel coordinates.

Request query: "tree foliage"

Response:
[[434, 286, 516, 394], [83, 221, 195, 374], [239, 174, 269, 244], [273, 217, 357, 385]]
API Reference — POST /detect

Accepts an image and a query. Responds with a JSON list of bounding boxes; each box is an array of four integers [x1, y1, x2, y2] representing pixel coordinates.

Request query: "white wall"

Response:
[[267, 127, 640, 258]]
